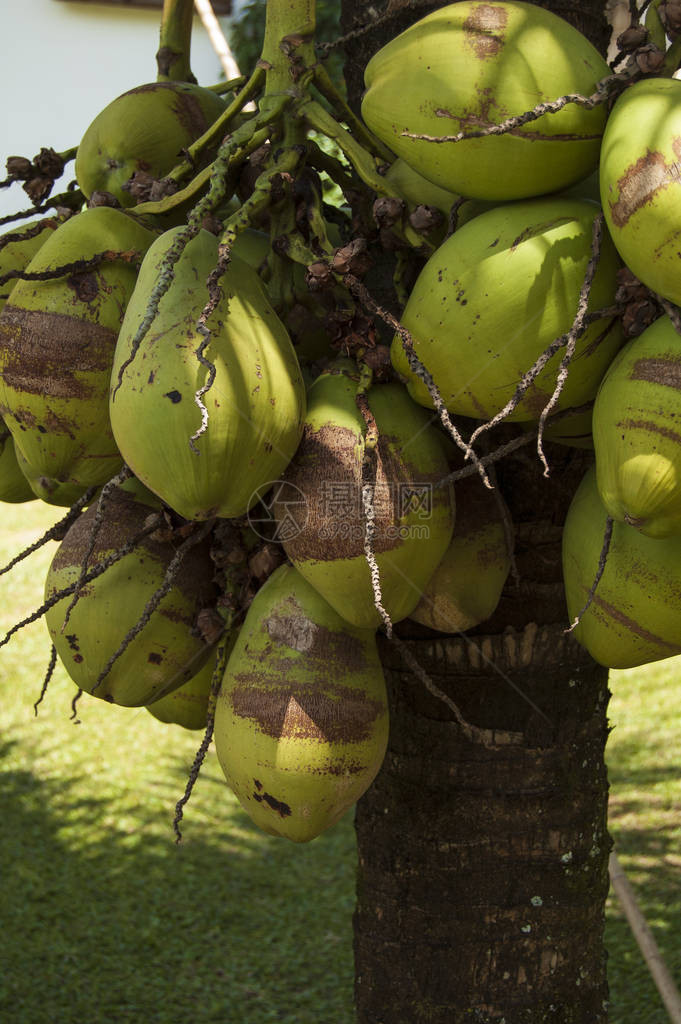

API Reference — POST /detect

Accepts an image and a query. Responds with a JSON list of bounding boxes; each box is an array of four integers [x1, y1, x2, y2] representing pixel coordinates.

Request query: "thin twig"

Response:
[[0, 484, 98, 579], [391, 633, 525, 747], [434, 402, 595, 490], [0, 190, 85, 227], [0, 519, 161, 652], [536, 211, 604, 475], [565, 515, 614, 633], [609, 851, 681, 1024], [466, 299, 613, 461], [316, 0, 438, 52], [90, 520, 215, 695], [0, 249, 142, 289], [401, 71, 634, 145], [658, 296, 681, 335], [0, 216, 60, 253], [190, 243, 232, 454], [343, 272, 493, 488], [59, 465, 133, 632], [174, 640, 230, 842], [70, 688, 83, 722], [485, 457, 519, 587], [362, 483, 394, 638], [34, 645, 57, 716]]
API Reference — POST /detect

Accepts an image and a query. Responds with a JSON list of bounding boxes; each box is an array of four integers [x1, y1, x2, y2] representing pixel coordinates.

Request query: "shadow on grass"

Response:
[[0, 740, 357, 1024]]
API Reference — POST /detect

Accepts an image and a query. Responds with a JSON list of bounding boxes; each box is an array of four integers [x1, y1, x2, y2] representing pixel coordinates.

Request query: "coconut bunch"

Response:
[[357, 0, 681, 673], [6, 0, 681, 841]]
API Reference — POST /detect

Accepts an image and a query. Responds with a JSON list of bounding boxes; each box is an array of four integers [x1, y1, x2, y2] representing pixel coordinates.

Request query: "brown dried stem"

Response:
[[173, 639, 230, 842], [401, 71, 635, 145], [0, 190, 85, 227], [536, 211, 605, 475], [390, 633, 526, 748], [59, 465, 133, 633], [70, 688, 83, 722], [343, 271, 493, 488], [90, 520, 215, 695], [0, 216, 61, 253], [34, 645, 58, 716], [0, 249, 142, 289], [0, 484, 98, 579], [0, 519, 161, 652], [565, 514, 614, 634]]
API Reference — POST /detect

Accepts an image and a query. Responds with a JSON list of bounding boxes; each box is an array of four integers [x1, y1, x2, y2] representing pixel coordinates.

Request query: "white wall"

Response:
[[0, 0, 237, 218]]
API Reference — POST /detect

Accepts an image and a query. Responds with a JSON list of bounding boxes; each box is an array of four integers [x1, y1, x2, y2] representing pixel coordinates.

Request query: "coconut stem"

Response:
[[157, 0, 196, 83], [261, 0, 316, 97]]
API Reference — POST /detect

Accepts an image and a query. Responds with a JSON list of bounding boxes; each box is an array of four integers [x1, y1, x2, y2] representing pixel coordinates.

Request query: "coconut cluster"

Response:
[[2, 0, 681, 842]]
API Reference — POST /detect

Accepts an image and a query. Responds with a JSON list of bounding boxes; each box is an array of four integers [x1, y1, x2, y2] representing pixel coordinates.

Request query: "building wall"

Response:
[[0, 0, 239, 218]]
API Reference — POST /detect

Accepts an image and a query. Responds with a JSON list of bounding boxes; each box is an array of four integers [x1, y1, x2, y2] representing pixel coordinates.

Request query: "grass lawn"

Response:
[[0, 499, 678, 1023]]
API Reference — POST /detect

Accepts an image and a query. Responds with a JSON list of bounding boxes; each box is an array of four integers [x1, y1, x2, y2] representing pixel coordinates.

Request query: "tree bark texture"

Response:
[[354, 627, 610, 1023]]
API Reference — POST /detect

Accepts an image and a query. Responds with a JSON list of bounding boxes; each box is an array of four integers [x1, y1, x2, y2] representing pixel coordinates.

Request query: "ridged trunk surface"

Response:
[[354, 626, 610, 1023]]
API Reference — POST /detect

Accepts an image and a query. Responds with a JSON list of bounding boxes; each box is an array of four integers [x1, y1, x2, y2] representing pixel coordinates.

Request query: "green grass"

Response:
[[0, 499, 678, 1023], [606, 658, 681, 1024]]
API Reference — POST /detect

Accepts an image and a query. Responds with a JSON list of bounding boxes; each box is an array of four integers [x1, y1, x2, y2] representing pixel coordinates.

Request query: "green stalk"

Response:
[[157, 0, 195, 82], [260, 0, 317, 96], [166, 66, 267, 186]]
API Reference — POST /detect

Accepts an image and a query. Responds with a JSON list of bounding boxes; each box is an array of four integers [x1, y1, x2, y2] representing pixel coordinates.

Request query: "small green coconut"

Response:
[[44, 481, 217, 707], [562, 465, 681, 669], [593, 314, 681, 538], [110, 228, 306, 521], [362, 1, 609, 201], [75, 81, 226, 208], [0, 207, 156, 505], [274, 360, 454, 629], [214, 564, 389, 843], [0, 217, 62, 316], [145, 639, 236, 731], [0, 423, 35, 503], [410, 474, 511, 632]]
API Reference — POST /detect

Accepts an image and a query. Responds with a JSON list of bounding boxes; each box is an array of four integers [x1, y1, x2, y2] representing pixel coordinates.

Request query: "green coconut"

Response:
[[75, 81, 226, 208], [0, 424, 35, 503], [110, 227, 306, 521], [562, 465, 681, 669], [600, 78, 681, 306], [274, 360, 454, 629], [391, 197, 623, 422], [0, 217, 62, 316], [409, 473, 511, 632], [0, 207, 156, 506], [44, 481, 217, 707], [593, 314, 681, 538], [145, 638, 237, 731], [214, 563, 389, 843], [384, 158, 460, 217], [362, 1, 609, 202]]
